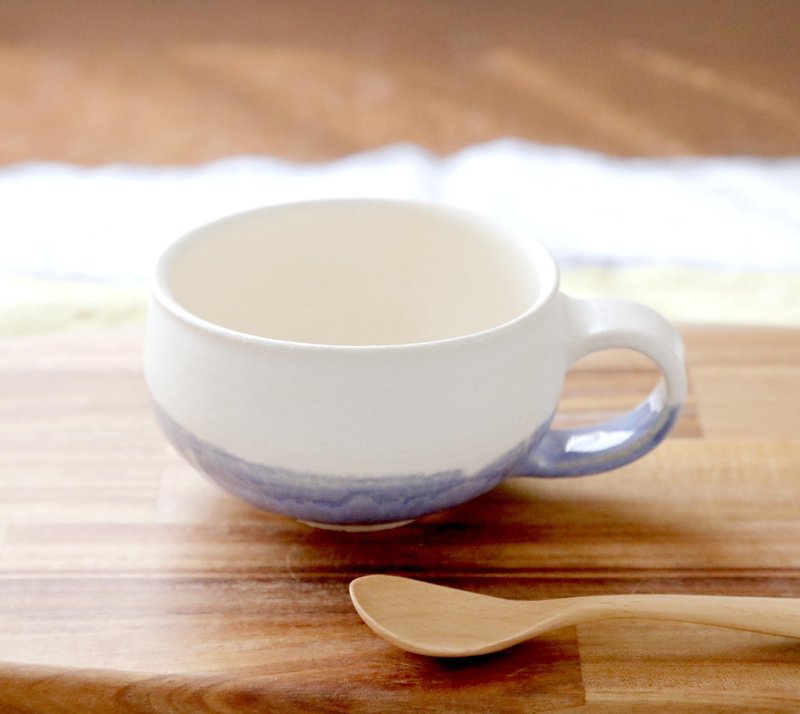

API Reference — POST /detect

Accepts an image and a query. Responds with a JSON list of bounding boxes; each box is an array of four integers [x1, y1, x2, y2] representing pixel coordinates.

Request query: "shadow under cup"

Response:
[[145, 200, 684, 529]]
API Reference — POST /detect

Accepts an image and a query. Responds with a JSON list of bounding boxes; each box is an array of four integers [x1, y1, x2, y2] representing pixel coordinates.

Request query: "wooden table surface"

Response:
[[1, 325, 799, 712], [2, 0, 800, 164]]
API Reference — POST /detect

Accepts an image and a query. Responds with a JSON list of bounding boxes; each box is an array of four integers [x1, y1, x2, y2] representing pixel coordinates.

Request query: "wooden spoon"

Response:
[[349, 575, 800, 657]]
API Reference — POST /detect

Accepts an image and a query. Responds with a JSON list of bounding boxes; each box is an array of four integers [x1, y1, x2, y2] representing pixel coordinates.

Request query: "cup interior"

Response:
[[160, 201, 544, 346]]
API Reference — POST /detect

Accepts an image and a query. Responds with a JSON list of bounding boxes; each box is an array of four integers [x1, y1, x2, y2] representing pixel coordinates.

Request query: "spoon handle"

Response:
[[560, 594, 800, 638]]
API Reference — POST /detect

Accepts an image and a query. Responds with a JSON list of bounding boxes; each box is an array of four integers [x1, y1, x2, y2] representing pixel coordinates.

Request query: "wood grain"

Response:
[[1, 326, 800, 711], [1, 0, 799, 164]]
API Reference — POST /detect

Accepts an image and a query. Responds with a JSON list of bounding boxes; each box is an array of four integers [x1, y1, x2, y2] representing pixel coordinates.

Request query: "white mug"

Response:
[[145, 199, 686, 530]]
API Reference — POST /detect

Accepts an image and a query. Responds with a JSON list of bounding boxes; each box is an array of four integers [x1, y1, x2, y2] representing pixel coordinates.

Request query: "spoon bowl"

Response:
[[350, 575, 800, 657]]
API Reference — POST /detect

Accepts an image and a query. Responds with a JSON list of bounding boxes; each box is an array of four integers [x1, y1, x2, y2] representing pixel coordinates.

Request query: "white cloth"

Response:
[[1, 139, 798, 282]]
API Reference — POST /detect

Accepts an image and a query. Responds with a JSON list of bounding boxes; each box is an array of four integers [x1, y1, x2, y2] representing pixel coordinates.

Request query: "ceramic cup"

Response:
[[145, 199, 686, 530]]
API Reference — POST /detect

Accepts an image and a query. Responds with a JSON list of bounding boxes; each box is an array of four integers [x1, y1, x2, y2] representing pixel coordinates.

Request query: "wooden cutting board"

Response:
[[1, 325, 799, 712]]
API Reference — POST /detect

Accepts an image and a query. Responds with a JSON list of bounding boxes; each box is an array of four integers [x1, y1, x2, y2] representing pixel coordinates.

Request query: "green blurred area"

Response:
[[3, 268, 798, 337]]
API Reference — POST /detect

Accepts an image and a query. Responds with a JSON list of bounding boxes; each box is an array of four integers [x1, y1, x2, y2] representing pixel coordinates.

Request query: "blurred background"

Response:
[[1, 0, 799, 334]]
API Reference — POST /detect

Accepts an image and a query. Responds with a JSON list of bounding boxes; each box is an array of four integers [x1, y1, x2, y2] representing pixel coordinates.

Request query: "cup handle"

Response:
[[519, 296, 687, 477]]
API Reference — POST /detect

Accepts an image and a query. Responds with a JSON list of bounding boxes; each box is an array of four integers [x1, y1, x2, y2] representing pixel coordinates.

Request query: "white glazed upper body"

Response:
[[144, 200, 565, 479]]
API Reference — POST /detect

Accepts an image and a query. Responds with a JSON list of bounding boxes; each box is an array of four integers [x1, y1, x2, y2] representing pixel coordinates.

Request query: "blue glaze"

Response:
[[153, 403, 546, 525], [519, 395, 681, 477], [154, 387, 681, 523]]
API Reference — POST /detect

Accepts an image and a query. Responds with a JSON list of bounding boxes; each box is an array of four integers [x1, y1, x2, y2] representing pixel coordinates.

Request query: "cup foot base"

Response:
[[298, 519, 414, 532]]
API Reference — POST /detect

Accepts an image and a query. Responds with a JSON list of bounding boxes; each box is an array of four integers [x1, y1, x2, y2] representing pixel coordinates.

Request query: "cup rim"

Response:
[[151, 198, 560, 352]]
